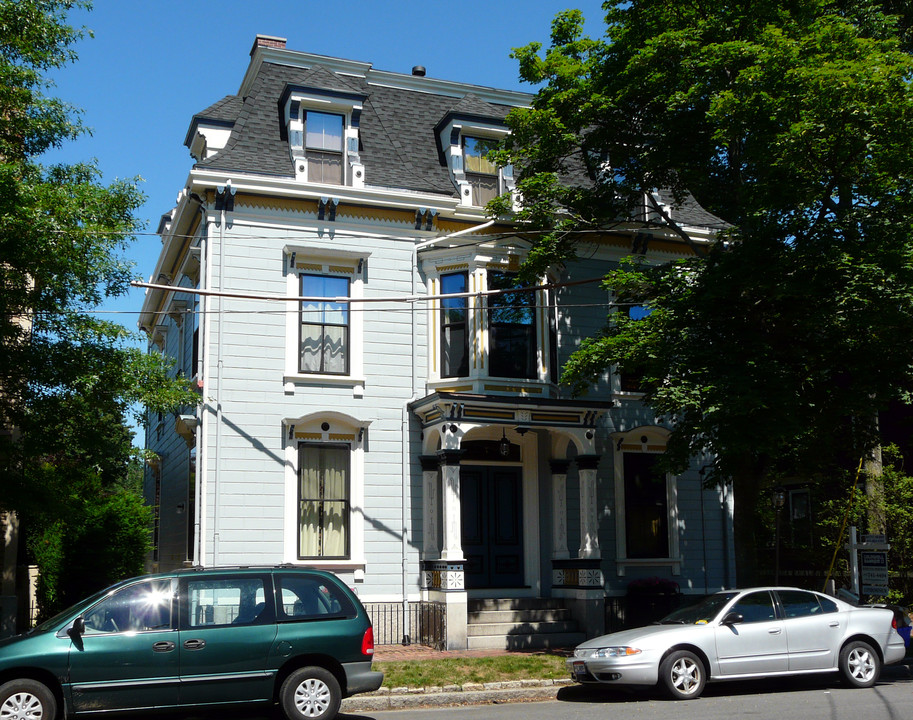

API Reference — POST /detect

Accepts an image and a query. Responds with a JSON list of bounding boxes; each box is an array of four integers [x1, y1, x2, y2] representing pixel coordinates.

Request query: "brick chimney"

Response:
[[250, 34, 287, 56]]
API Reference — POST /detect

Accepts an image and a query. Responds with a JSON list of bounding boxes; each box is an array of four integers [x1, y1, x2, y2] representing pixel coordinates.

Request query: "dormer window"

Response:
[[281, 81, 366, 188], [305, 112, 344, 185], [435, 100, 516, 209], [462, 136, 499, 206]]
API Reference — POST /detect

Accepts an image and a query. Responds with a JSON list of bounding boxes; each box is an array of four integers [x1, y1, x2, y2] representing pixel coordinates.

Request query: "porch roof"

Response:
[[409, 391, 611, 431]]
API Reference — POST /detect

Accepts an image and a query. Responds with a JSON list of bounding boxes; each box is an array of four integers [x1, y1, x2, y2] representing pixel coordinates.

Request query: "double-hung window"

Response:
[[488, 271, 536, 379], [462, 136, 499, 206], [618, 303, 650, 392], [298, 443, 350, 559], [440, 271, 469, 378], [300, 274, 349, 375], [623, 452, 669, 558], [305, 111, 344, 185]]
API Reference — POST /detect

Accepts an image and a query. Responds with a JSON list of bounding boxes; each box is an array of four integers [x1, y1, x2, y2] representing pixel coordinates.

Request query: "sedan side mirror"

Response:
[[722, 612, 744, 626]]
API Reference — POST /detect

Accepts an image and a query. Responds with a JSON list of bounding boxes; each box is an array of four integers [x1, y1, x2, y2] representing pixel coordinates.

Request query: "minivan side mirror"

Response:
[[722, 612, 744, 626], [69, 617, 85, 637]]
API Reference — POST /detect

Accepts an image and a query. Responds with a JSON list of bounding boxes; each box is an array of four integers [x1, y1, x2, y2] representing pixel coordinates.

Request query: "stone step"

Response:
[[467, 619, 580, 636], [468, 598, 566, 612], [468, 608, 573, 624], [467, 630, 586, 651]]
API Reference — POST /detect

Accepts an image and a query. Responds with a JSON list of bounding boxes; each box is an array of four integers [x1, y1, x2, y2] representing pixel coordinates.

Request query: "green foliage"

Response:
[[28, 472, 152, 620], [0, 0, 197, 610], [501, 1, 913, 583]]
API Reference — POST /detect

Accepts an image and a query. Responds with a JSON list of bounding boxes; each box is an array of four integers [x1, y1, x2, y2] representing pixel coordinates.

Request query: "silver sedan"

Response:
[[568, 587, 907, 699]]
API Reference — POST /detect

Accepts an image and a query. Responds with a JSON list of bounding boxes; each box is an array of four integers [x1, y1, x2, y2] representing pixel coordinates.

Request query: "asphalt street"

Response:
[[359, 662, 913, 720], [170, 660, 913, 720]]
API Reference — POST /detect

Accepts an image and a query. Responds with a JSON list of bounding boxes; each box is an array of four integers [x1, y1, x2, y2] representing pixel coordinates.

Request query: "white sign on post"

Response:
[[860, 551, 889, 596]]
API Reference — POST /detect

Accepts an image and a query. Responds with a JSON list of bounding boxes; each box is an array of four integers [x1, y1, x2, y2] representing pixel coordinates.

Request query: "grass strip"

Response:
[[375, 653, 569, 689]]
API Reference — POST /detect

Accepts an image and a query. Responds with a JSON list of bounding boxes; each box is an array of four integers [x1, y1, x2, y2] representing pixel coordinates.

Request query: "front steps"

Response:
[[466, 597, 586, 650]]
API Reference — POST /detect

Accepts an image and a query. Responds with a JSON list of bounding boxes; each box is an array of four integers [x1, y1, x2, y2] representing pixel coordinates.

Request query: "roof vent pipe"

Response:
[[412, 65, 426, 77]]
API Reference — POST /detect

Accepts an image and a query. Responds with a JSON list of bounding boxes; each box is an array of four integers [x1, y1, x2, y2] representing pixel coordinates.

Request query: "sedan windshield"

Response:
[[659, 592, 739, 624]]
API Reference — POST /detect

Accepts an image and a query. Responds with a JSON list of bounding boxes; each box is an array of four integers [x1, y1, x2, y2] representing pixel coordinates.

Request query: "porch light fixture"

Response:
[[499, 428, 511, 457]]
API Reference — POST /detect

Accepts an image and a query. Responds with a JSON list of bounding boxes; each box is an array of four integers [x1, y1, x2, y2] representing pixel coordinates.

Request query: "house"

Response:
[[139, 35, 734, 650]]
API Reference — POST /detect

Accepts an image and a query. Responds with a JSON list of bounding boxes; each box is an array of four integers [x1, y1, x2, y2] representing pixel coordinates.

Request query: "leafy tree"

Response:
[[497, 1, 913, 583], [0, 0, 196, 617]]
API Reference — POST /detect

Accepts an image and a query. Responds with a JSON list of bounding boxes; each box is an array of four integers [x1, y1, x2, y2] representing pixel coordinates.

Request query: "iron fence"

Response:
[[364, 601, 446, 649]]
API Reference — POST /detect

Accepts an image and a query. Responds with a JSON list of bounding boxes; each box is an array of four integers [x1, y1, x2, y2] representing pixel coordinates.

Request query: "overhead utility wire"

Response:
[[131, 275, 612, 306]]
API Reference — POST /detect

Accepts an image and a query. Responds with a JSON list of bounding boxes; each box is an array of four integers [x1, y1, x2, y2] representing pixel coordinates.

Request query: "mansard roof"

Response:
[[183, 42, 726, 230], [190, 58, 516, 197]]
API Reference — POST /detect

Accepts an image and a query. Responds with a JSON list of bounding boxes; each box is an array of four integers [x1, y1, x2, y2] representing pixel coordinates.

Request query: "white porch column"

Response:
[[420, 455, 440, 559], [550, 459, 570, 560], [576, 455, 601, 559], [438, 449, 464, 560]]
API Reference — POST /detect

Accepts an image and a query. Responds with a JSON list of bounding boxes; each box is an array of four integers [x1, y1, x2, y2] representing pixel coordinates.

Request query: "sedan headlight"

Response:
[[594, 647, 642, 658]]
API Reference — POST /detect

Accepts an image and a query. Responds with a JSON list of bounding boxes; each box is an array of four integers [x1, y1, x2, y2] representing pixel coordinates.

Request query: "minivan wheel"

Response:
[[658, 650, 706, 700], [280, 666, 341, 720], [0, 679, 58, 720], [839, 640, 881, 688]]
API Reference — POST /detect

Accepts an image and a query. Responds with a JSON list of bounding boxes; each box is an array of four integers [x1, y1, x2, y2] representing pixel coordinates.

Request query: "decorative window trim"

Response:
[[423, 250, 559, 392], [283, 246, 369, 394], [435, 117, 514, 208], [283, 413, 369, 569], [280, 85, 367, 188], [612, 427, 682, 576]]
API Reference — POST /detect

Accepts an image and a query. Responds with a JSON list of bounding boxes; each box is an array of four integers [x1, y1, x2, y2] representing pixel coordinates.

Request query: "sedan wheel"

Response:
[[280, 666, 341, 720], [659, 650, 706, 700], [0, 680, 57, 720], [839, 640, 881, 688]]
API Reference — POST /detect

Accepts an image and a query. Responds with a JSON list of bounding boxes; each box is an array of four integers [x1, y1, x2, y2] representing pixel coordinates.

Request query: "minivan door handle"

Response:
[[152, 641, 175, 653], [183, 639, 206, 650]]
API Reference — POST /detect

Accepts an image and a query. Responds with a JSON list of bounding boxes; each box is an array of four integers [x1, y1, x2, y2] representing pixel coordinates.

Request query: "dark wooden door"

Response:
[[461, 466, 524, 588]]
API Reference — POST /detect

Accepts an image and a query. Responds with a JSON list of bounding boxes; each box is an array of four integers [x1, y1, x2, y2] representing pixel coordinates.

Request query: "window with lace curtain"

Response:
[[298, 443, 350, 559], [299, 274, 349, 374]]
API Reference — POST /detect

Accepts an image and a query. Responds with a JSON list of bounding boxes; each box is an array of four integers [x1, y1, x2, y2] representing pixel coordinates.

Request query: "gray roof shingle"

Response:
[[189, 57, 726, 229]]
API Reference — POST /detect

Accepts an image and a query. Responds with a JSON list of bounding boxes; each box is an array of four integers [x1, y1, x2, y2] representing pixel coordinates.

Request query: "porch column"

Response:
[[420, 455, 440, 559], [577, 455, 601, 559], [438, 449, 464, 561], [550, 459, 570, 560]]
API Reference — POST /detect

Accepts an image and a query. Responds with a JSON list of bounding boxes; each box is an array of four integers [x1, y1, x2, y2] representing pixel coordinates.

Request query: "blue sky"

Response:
[[44, 0, 608, 327]]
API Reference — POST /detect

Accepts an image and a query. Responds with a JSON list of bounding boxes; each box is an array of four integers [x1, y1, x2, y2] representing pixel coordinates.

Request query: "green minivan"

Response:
[[0, 566, 383, 720]]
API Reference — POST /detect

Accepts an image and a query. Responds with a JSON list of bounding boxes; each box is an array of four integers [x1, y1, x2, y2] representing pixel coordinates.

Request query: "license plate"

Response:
[[573, 661, 587, 678]]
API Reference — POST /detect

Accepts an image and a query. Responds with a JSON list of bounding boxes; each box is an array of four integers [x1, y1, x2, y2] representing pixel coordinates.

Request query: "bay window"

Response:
[[440, 271, 469, 378], [488, 271, 536, 379]]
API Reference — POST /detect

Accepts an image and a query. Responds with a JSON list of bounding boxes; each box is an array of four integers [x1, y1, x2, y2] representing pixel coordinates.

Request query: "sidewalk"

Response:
[[341, 644, 574, 713]]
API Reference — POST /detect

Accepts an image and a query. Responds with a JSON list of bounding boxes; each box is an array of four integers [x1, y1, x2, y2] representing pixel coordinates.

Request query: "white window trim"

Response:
[[423, 252, 557, 389], [282, 89, 364, 188], [282, 413, 369, 571], [437, 119, 514, 208], [613, 429, 682, 576], [283, 246, 368, 395]]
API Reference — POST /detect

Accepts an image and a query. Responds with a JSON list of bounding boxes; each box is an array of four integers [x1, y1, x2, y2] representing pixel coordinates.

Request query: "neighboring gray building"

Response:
[[140, 36, 734, 650]]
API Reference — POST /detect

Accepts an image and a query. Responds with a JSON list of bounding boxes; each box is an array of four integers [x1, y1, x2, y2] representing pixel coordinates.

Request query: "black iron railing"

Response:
[[365, 601, 446, 649]]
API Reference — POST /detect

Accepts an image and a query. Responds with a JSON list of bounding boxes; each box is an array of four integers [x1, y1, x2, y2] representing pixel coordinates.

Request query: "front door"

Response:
[[68, 579, 179, 712], [461, 466, 523, 588]]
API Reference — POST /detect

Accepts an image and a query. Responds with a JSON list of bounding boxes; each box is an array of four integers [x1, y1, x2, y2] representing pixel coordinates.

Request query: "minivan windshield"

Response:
[[30, 586, 112, 634], [659, 592, 739, 625]]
